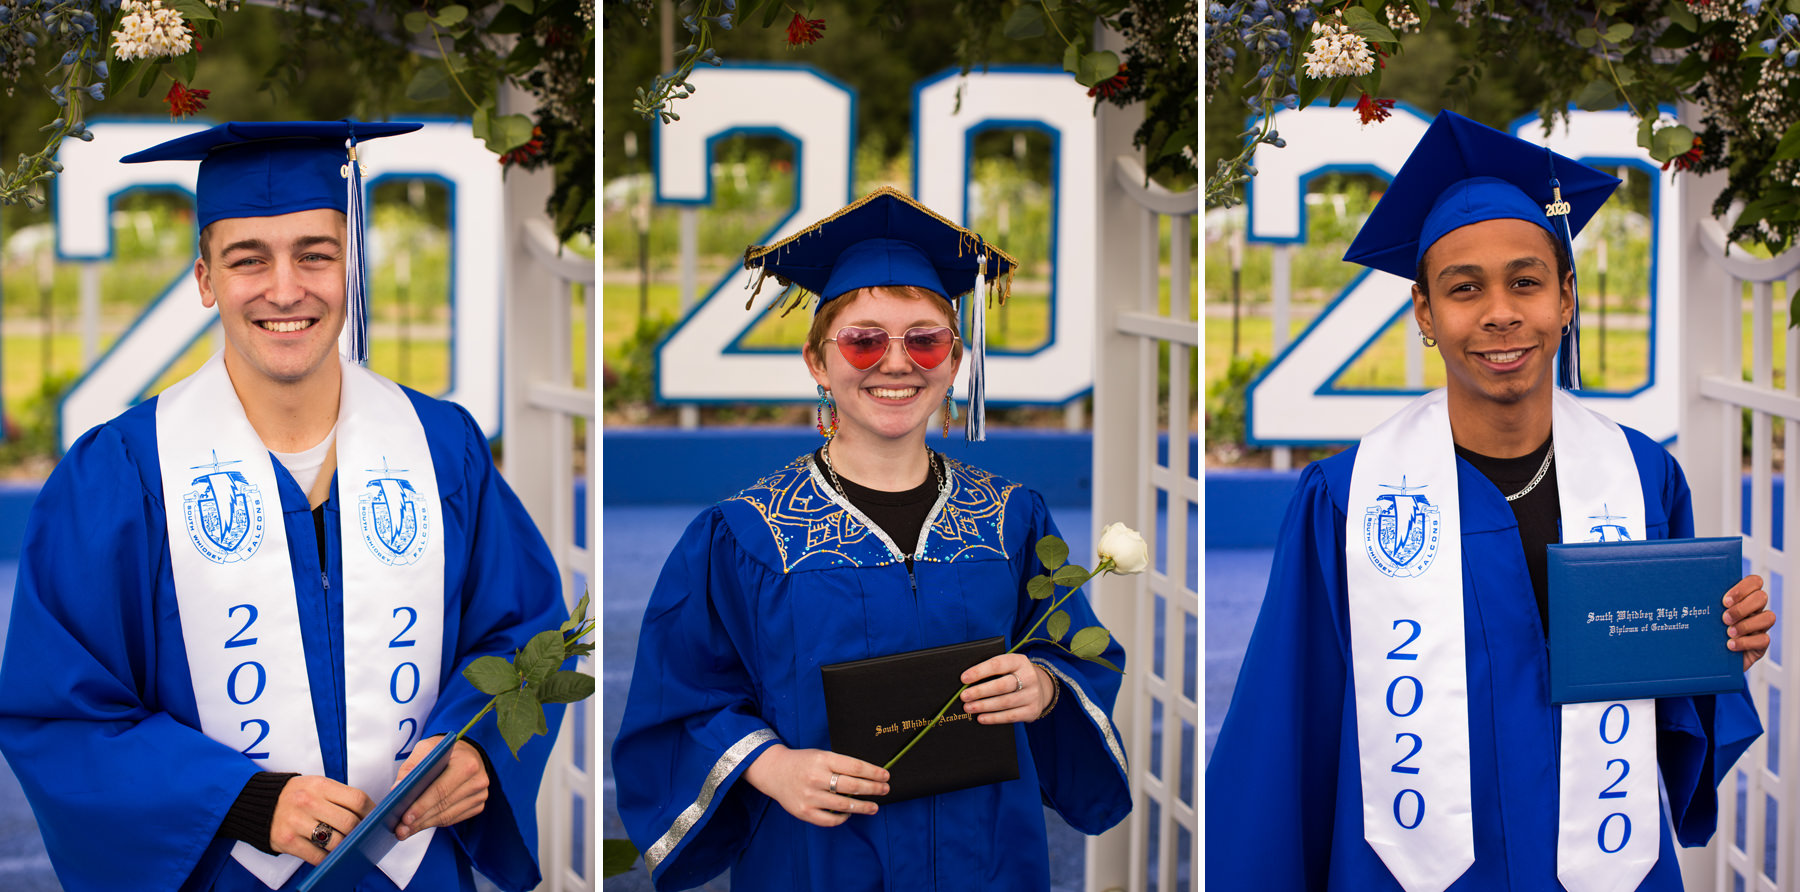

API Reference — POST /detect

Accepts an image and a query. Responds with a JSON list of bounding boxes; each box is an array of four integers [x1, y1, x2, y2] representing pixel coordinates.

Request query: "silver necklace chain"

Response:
[[821, 443, 942, 497], [1505, 441, 1555, 502]]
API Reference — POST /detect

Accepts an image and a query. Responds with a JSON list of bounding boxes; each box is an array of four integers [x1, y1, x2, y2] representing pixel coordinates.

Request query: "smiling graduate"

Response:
[[611, 188, 1131, 891], [1206, 111, 1774, 892], [0, 122, 566, 892]]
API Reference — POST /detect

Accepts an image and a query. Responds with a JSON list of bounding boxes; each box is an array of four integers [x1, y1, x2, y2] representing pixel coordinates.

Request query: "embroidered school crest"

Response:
[[182, 452, 265, 564], [1362, 477, 1441, 578], [1585, 504, 1633, 542], [358, 459, 429, 566]]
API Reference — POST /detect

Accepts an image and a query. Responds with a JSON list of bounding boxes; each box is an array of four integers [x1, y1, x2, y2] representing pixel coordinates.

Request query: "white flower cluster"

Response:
[[111, 0, 192, 62], [1303, 20, 1375, 79], [1452, 0, 1479, 27], [1686, 0, 1738, 23], [205, 0, 242, 10], [1386, 2, 1420, 34]]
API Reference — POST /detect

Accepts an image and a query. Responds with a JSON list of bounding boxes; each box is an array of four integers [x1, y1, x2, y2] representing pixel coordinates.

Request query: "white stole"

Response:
[[1347, 388, 1656, 892], [158, 353, 445, 889]]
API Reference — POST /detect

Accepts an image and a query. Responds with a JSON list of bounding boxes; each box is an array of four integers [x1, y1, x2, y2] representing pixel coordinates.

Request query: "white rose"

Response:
[[1097, 522, 1149, 575]]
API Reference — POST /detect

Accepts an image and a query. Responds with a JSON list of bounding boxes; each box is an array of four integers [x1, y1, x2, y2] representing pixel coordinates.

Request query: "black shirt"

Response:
[[1456, 436, 1559, 635], [812, 447, 942, 566]]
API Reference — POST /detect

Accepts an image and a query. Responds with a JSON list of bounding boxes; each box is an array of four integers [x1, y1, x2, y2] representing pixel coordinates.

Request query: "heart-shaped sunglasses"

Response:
[[825, 326, 960, 371]]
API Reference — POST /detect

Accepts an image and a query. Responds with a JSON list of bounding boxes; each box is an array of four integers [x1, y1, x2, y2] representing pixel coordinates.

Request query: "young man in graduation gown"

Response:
[[0, 123, 566, 892], [1206, 110, 1776, 892]]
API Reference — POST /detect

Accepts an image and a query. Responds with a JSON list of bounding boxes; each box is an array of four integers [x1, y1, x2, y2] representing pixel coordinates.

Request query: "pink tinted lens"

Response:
[[901, 327, 956, 369], [834, 327, 891, 370]]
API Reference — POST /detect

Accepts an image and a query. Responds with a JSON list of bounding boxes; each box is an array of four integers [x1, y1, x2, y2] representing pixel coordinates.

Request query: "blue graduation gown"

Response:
[[0, 390, 566, 892], [1206, 427, 1763, 891], [612, 455, 1131, 891]]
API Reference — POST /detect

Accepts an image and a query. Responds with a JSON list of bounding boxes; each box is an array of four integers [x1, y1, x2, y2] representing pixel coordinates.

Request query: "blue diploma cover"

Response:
[[1547, 536, 1745, 704], [295, 732, 457, 892]]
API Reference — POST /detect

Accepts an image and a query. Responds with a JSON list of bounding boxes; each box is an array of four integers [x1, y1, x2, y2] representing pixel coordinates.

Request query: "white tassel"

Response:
[[343, 134, 371, 366], [965, 253, 987, 442]]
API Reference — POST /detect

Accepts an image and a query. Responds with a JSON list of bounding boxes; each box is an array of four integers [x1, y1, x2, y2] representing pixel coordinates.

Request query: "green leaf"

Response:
[[403, 10, 431, 32], [433, 4, 469, 26], [488, 4, 533, 34], [482, 113, 535, 155], [1070, 626, 1112, 660], [164, 0, 216, 21], [1665, 0, 1697, 32], [1650, 124, 1696, 162], [1077, 50, 1120, 88], [1026, 575, 1055, 600], [1003, 4, 1045, 40], [1342, 6, 1398, 43], [602, 838, 641, 878], [507, 0, 534, 12], [137, 61, 164, 98], [1084, 654, 1124, 673], [517, 629, 565, 686], [1062, 43, 1080, 75], [495, 689, 542, 758], [406, 64, 452, 102], [1035, 535, 1069, 571], [1047, 610, 1070, 642], [1773, 119, 1800, 162], [171, 49, 198, 86], [563, 592, 591, 636], [1604, 22, 1634, 42], [1789, 0, 1800, 14], [762, 0, 785, 28], [1043, 0, 1061, 9], [1052, 564, 1088, 587], [1574, 78, 1618, 112], [463, 655, 520, 695], [1297, 71, 1326, 111], [1636, 115, 1655, 150], [1412, 0, 1431, 27], [1576, 27, 1599, 48], [568, 641, 595, 658], [1328, 75, 1352, 107], [538, 669, 596, 704]]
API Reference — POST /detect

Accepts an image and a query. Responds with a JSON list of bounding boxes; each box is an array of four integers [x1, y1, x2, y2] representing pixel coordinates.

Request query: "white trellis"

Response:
[[501, 156, 597, 890], [1676, 163, 1800, 892], [1089, 83, 1200, 892]]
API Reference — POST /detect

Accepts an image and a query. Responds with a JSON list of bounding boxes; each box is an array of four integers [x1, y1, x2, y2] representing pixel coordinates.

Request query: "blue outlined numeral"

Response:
[[1600, 703, 1630, 744], [1598, 813, 1631, 853], [225, 604, 258, 649], [1393, 789, 1425, 829]]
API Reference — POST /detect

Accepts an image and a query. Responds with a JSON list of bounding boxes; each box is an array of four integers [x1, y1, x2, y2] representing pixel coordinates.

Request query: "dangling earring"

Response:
[[942, 385, 960, 438], [816, 384, 838, 439], [1419, 330, 1437, 348]]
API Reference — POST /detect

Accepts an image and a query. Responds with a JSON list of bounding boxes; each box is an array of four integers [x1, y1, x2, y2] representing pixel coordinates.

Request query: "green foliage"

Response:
[[1034, 534, 1069, 572], [455, 592, 595, 758], [602, 838, 642, 879], [603, 314, 678, 412], [1205, 351, 1267, 456]]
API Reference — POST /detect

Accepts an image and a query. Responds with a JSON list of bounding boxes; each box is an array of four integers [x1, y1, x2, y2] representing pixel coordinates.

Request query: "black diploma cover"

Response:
[[1548, 536, 1745, 704], [295, 731, 457, 892], [820, 636, 1020, 804]]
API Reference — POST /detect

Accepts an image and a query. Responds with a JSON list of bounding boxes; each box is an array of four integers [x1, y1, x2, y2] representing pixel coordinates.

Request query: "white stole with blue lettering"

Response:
[[1347, 388, 1655, 892], [158, 353, 445, 889]]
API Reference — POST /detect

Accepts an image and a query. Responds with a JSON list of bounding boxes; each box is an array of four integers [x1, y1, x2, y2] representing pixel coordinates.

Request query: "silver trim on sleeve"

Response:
[[1036, 660, 1128, 777], [644, 728, 781, 874]]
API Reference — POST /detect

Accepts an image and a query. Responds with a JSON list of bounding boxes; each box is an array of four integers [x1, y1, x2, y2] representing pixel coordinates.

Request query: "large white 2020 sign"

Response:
[[53, 119, 504, 453], [1245, 106, 1682, 445], [654, 64, 1097, 404]]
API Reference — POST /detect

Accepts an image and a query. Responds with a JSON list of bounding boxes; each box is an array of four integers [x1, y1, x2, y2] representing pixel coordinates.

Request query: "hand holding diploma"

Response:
[[391, 736, 490, 841], [1724, 574, 1777, 671], [270, 776, 375, 866]]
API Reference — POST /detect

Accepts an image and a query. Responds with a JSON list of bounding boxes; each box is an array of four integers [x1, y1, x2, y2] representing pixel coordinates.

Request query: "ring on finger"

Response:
[[1013, 673, 1023, 694], [829, 773, 839, 795], [310, 821, 336, 850]]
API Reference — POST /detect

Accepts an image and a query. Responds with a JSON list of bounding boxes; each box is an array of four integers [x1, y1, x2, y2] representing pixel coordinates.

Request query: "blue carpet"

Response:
[[601, 505, 1093, 892]]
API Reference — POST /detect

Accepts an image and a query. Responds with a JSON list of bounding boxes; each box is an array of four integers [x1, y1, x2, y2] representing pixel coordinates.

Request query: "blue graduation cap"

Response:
[[120, 120, 423, 365], [743, 187, 1018, 440], [1343, 109, 1621, 390]]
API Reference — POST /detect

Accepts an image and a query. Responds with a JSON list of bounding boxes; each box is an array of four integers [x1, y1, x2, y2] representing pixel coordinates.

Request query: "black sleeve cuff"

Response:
[[219, 771, 299, 855]]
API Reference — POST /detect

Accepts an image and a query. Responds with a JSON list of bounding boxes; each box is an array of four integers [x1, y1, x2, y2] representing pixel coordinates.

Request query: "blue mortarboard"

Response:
[[1343, 110, 1621, 389], [743, 187, 1018, 440], [120, 120, 423, 365]]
